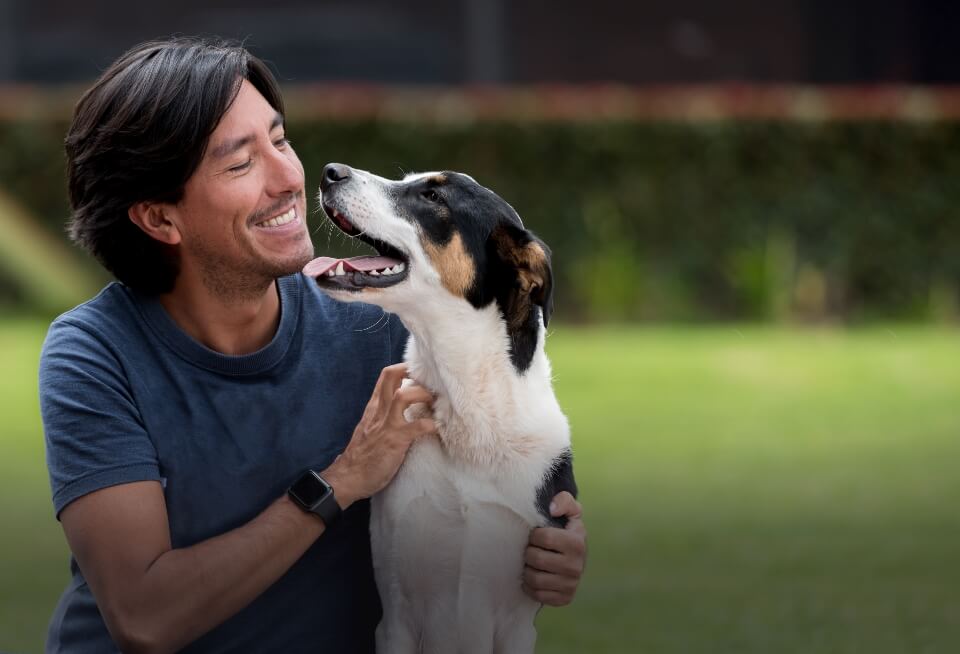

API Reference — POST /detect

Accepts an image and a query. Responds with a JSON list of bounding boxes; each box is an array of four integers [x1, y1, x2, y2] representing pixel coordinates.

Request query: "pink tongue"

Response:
[[303, 255, 403, 277]]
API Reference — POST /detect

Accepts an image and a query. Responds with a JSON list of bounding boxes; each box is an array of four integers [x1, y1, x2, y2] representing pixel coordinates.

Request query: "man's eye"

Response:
[[229, 160, 252, 173], [274, 137, 290, 149], [421, 189, 440, 203]]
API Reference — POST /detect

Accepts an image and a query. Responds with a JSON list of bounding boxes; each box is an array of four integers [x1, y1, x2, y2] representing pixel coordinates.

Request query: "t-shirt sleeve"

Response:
[[386, 312, 409, 364], [39, 318, 161, 519]]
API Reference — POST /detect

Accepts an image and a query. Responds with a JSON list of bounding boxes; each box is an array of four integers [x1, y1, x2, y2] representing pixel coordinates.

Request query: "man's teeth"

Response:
[[326, 262, 406, 277], [257, 207, 296, 228]]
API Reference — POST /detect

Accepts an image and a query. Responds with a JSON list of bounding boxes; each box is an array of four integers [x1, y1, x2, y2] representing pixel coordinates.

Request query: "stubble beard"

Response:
[[188, 232, 314, 304]]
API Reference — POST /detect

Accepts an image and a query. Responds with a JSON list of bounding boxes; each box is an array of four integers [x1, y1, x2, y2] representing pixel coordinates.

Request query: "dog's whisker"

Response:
[[353, 312, 389, 333]]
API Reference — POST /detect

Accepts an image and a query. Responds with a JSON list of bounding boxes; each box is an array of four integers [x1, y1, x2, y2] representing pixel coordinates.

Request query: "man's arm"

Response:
[[60, 363, 435, 654], [61, 483, 324, 654]]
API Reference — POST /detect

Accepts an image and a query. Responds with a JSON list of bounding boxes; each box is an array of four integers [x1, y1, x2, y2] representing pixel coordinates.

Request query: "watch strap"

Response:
[[312, 489, 342, 527]]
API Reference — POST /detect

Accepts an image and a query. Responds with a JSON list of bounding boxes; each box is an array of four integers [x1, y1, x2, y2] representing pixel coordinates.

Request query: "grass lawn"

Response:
[[2, 320, 959, 653]]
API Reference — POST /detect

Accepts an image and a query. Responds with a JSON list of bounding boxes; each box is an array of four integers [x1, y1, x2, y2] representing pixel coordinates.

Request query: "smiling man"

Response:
[[39, 37, 586, 654]]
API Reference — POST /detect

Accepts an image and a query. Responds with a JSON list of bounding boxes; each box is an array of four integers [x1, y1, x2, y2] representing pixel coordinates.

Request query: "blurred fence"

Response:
[[1, 84, 958, 321]]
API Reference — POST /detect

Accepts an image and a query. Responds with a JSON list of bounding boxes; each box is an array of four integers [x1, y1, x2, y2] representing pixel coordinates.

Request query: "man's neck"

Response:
[[159, 276, 282, 356]]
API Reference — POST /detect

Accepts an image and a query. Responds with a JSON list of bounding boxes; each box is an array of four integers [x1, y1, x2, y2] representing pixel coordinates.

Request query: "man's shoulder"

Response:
[[295, 273, 408, 361], [297, 272, 396, 331], [42, 282, 143, 358], [52, 281, 138, 329]]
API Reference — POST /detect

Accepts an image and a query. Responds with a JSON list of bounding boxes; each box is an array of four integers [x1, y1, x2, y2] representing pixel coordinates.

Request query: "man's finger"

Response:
[[524, 545, 583, 577], [405, 418, 438, 439], [529, 526, 585, 555], [389, 386, 434, 422], [549, 491, 582, 520], [521, 583, 570, 607], [374, 364, 408, 411], [523, 566, 578, 593], [393, 384, 434, 408]]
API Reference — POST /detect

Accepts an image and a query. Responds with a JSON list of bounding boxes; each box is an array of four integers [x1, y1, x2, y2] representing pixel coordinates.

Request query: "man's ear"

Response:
[[490, 224, 555, 327], [128, 202, 182, 245]]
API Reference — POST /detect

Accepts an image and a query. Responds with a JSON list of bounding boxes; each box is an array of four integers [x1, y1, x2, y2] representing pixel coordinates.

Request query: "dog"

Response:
[[304, 163, 576, 654]]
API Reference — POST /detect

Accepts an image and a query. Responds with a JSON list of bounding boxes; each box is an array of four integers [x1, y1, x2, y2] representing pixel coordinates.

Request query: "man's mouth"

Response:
[[303, 203, 409, 291], [254, 206, 298, 228]]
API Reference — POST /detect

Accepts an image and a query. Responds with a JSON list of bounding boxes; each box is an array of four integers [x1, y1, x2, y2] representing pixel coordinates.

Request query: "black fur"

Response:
[[391, 173, 553, 373], [535, 450, 578, 528], [486, 225, 554, 374]]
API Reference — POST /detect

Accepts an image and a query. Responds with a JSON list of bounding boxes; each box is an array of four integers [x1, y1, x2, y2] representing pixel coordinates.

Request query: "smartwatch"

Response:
[[287, 470, 342, 528]]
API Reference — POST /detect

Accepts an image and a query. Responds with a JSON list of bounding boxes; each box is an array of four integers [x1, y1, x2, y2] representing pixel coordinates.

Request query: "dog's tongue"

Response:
[[303, 255, 403, 277]]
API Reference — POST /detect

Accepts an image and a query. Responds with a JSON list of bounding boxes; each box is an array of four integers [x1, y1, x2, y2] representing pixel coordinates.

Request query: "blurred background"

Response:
[[1, 1, 959, 652]]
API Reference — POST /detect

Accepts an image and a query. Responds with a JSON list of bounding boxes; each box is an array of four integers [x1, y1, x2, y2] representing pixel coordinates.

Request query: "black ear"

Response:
[[489, 223, 555, 328]]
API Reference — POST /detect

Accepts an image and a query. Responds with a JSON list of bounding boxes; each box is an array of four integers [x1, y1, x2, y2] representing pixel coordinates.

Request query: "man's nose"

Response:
[[266, 145, 304, 195], [321, 163, 351, 192]]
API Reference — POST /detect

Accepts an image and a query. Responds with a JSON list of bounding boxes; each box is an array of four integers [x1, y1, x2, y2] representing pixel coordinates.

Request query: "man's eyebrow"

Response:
[[208, 112, 285, 161]]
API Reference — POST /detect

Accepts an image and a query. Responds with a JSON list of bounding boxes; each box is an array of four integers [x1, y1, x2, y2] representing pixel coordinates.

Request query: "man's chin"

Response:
[[275, 239, 313, 277], [268, 250, 316, 281], [254, 233, 315, 279]]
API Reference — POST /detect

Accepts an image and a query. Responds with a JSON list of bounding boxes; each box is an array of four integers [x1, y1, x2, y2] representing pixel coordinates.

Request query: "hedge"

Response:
[[2, 117, 958, 322]]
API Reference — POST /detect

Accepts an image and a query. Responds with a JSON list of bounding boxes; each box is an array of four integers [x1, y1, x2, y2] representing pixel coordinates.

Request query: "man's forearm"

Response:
[[109, 495, 325, 654]]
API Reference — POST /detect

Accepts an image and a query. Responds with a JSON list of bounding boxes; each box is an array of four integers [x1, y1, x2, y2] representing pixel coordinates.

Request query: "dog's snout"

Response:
[[321, 163, 351, 191]]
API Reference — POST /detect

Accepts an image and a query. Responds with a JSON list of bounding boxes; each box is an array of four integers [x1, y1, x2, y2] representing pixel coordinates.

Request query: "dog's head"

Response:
[[304, 163, 553, 370]]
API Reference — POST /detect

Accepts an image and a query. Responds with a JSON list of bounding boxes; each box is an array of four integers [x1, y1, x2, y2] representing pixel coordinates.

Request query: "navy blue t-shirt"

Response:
[[39, 274, 408, 653]]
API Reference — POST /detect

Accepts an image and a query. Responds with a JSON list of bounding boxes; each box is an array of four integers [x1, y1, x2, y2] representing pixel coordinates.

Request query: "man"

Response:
[[40, 36, 586, 653]]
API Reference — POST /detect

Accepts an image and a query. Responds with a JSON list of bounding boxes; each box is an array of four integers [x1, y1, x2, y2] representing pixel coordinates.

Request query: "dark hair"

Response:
[[65, 36, 285, 294]]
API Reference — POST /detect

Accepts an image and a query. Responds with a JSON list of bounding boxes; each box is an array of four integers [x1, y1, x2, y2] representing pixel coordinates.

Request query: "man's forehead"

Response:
[[206, 81, 284, 160], [207, 112, 283, 160]]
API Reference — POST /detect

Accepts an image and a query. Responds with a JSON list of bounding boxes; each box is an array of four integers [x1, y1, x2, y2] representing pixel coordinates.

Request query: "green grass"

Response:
[[2, 321, 959, 653], [1, 319, 69, 653], [537, 325, 960, 653]]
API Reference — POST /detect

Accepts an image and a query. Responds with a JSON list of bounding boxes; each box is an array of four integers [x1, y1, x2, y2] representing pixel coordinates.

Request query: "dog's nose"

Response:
[[321, 163, 351, 191]]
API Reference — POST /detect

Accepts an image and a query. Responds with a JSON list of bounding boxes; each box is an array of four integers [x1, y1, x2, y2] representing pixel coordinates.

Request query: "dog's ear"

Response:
[[489, 223, 554, 327]]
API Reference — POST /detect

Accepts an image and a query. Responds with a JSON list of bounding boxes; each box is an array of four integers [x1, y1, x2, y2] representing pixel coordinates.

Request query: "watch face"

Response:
[[290, 471, 331, 508]]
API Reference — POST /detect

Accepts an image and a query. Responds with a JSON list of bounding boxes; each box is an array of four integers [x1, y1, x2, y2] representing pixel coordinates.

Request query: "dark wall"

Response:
[[1, 0, 958, 84]]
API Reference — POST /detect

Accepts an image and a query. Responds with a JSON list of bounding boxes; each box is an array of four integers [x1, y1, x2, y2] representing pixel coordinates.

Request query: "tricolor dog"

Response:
[[304, 163, 576, 654]]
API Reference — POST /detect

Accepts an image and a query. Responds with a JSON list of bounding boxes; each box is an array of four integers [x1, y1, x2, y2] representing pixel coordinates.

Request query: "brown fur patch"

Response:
[[424, 232, 476, 297], [491, 228, 551, 330], [517, 242, 548, 295], [493, 233, 548, 292]]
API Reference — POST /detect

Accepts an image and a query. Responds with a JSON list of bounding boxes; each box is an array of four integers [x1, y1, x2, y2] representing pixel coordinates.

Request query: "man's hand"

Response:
[[522, 491, 587, 606], [323, 363, 437, 509]]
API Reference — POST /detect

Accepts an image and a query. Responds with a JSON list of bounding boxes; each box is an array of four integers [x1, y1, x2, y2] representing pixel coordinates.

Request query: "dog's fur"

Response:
[[305, 165, 576, 654]]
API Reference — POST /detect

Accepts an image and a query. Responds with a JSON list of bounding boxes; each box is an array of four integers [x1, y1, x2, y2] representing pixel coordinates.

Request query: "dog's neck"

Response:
[[392, 296, 561, 467]]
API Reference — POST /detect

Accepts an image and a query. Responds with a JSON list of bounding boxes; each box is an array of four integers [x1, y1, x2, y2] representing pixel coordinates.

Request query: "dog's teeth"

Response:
[[335, 262, 345, 276], [326, 270, 335, 277], [396, 263, 406, 273], [370, 269, 380, 276]]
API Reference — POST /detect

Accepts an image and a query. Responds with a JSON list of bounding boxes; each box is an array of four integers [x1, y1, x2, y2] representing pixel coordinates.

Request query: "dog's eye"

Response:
[[421, 189, 441, 203]]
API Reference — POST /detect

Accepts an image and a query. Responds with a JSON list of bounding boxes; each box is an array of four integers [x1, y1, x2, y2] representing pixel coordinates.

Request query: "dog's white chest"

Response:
[[370, 435, 552, 654]]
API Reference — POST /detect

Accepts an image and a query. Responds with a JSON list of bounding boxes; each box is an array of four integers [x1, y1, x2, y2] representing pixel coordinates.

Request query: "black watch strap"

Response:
[[287, 470, 342, 528]]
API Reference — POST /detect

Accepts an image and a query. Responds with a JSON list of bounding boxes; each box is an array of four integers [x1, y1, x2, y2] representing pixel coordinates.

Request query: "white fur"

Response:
[[321, 168, 571, 654]]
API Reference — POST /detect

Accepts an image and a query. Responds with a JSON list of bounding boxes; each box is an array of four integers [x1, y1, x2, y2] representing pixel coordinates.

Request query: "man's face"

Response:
[[168, 79, 312, 296]]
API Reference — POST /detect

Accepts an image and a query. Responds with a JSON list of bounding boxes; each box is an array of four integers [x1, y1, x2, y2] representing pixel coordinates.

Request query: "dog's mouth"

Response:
[[303, 203, 410, 291]]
